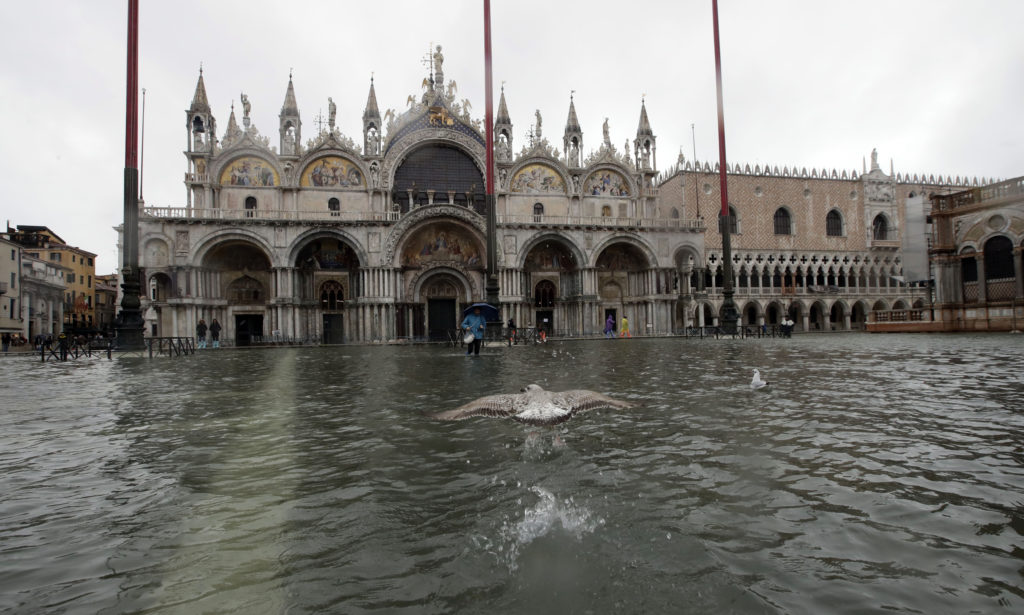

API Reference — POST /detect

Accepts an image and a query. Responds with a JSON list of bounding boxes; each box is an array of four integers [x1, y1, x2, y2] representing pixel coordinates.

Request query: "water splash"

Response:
[[491, 486, 601, 571]]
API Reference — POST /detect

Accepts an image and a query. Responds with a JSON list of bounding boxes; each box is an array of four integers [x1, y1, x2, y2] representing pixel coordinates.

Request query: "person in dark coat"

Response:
[[209, 319, 222, 348], [196, 318, 208, 349]]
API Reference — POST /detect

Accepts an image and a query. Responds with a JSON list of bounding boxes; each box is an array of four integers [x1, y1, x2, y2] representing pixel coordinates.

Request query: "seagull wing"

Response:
[[430, 393, 520, 421], [549, 389, 635, 419]]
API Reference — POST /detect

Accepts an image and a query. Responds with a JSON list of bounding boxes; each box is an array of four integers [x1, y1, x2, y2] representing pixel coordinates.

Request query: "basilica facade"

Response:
[[137, 49, 976, 345]]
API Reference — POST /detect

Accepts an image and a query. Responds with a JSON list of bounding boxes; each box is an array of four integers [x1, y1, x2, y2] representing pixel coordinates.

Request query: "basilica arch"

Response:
[[393, 218, 486, 341], [517, 234, 584, 336], [594, 237, 657, 336], [197, 237, 274, 346], [291, 233, 363, 344]]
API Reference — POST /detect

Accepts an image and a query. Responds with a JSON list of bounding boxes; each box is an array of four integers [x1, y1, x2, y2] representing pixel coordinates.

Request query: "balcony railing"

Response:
[[142, 206, 706, 230], [499, 214, 704, 230], [872, 309, 931, 323], [144, 207, 402, 223], [697, 285, 925, 298], [931, 176, 1024, 212]]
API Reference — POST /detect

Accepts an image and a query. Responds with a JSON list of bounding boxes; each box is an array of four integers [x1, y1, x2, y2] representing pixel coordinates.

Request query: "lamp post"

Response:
[[712, 0, 738, 334], [114, 0, 145, 350], [483, 0, 500, 308]]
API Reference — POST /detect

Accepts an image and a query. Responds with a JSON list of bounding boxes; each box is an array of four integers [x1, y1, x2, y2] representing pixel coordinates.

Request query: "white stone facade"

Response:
[[137, 51, 992, 344]]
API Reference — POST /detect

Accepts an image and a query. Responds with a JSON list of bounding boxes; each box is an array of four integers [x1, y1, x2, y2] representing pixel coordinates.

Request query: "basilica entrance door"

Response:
[[323, 314, 344, 344], [535, 310, 554, 335], [234, 314, 264, 346], [427, 299, 456, 341]]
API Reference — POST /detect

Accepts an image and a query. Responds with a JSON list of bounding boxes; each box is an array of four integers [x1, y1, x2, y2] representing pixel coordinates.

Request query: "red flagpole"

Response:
[[483, 0, 500, 306], [116, 0, 145, 349], [483, 0, 495, 196], [711, 0, 738, 333], [125, 0, 138, 169], [712, 0, 729, 218]]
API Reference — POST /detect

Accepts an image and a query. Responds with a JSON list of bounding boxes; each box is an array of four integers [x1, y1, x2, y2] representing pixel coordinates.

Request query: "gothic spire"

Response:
[[564, 92, 581, 135], [636, 98, 653, 137], [496, 85, 511, 125], [225, 102, 240, 137], [363, 76, 381, 123], [190, 66, 210, 114], [280, 72, 299, 116]]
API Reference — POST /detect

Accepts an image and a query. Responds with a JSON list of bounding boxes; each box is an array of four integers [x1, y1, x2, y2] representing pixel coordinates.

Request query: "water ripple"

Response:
[[0, 335, 1022, 613]]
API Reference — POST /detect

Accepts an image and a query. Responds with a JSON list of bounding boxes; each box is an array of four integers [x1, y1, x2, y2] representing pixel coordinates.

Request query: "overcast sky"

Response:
[[2, 0, 1021, 272]]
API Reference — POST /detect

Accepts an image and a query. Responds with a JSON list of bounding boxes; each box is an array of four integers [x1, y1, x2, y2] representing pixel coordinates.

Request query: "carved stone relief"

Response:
[[174, 231, 189, 255]]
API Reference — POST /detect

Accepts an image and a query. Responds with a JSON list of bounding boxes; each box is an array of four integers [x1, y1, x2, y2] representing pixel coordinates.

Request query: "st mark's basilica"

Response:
[[137, 46, 974, 345]]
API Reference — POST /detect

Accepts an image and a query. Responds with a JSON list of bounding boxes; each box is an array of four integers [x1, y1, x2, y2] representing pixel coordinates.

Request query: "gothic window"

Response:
[[984, 236, 1014, 279], [320, 280, 345, 310], [601, 205, 612, 217], [671, 208, 679, 219], [533, 202, 544, 222], [534, 280, 556, 307], [872, 214, 889, 240], [244, 196, 257, 218], [718, 206, 738, 234], [826, 209, 843, 236], [227, 275, 264, 304], [773, 208, 792, 235], [328, 198, 340, 217]]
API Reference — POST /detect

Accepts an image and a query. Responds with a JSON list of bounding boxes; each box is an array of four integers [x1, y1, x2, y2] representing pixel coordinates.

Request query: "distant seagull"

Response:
[[430, 384, 634, 426], [750, 369, 769, 390]]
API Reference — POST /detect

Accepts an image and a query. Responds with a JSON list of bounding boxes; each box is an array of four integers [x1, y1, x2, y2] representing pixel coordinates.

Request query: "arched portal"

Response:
[[829, 302, 846, 331], [295, 237, 362, 344], [523, 238, 580, 335], [411, 270, 474, 342], [852, 301, 869, 330], [811, 298, 827, 329], [595, 241, 651, 336], [741, 301, 760, 327], [396, 220, 484, 341], [200, 240, 273, 345]]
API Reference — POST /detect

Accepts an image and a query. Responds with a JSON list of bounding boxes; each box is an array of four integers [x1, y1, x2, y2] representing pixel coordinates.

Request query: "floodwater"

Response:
[[1, 334, 1023, 614]]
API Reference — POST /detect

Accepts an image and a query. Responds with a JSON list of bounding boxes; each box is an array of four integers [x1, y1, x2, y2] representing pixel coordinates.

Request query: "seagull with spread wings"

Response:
[[430, 384, 634, 427]]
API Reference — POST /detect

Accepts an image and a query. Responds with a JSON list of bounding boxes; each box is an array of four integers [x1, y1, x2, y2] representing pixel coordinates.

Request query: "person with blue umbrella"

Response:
[[460, 306, 487, 355]]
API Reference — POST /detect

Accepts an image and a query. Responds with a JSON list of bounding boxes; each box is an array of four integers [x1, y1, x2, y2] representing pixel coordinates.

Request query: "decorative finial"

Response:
[[199, 62, 203, 75], [289, 67, 293, 80], [501, 80, 506, 92], [570, 89, 575, 100]]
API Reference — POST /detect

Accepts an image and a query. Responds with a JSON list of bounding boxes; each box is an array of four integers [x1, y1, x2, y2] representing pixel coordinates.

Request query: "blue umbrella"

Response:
[[462, 302, 500, 322]]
